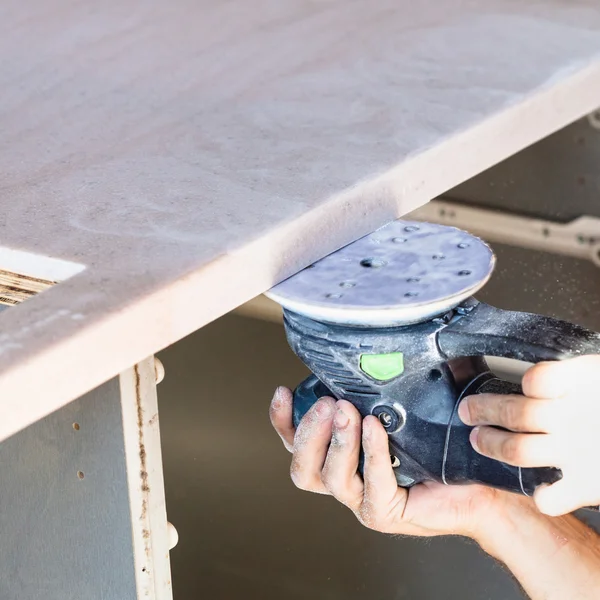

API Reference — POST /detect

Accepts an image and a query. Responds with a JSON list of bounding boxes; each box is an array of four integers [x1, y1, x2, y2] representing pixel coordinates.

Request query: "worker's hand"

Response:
[[269, 387, 517, 541], [458, 355, 600, 517]]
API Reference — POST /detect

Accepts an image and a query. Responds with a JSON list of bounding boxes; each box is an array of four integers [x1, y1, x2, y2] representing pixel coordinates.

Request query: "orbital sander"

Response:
[[266, 220, 600, 497]]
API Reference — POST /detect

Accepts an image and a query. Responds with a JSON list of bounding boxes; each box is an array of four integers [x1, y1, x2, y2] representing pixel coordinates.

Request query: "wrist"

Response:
[[471, 491, 600, 600], [469, 491, 545, 557], [472, 490, 599, 563]]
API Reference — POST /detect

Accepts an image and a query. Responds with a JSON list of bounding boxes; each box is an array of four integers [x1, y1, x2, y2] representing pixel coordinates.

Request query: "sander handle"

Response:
[[465, 376, 598, 511], [465, 376, 562, 495], [440, 301, 600, 509], [439, 301, 600, 362]]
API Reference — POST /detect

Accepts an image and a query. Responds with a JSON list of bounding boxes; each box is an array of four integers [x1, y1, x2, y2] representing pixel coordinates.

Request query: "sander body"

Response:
[[266, 220, 600, 497]]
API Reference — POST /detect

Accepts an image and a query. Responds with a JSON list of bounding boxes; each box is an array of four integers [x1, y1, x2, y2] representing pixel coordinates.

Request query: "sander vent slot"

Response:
[[325, 370, 356, 382], [311, 362, 366, 391], [301, 333, 353, 350], [304, 355, 339, 366], [321, 366, 355, 376], [304, 356, 345, 370], [343, 389, 381, 397], [305, 348, 334, 360]]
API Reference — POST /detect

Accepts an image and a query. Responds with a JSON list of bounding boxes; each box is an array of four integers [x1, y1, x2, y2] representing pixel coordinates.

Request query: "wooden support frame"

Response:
[[120, 358, 173, 599], [0, 357, 173, 600]]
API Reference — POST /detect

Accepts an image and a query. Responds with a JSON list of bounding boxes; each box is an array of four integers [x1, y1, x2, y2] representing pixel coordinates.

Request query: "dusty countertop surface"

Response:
[[1, 0, 600, 440]]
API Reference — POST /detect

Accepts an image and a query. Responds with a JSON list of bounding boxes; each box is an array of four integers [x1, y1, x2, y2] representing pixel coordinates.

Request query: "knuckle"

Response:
[[290, 465, 315, 491], [358, 506, 379, 531], [500, 435, 523, 463], [362, 448, 376, 463], [330, 429, 346, 449], [268, 409, 282, 430], [320, 464, 335, 490], [358, 500, 390, 532], [474, 428, 491, 454], [468, 397, 483, 421], [500, 398, 519, 428]]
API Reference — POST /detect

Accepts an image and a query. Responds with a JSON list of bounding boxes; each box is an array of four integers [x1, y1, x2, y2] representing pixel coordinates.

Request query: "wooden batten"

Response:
[[0, 269, 55, 306]]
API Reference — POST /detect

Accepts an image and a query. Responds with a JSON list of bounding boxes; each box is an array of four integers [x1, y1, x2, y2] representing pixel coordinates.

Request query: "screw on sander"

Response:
[[372, 405, 404, 433], [266, 219, 600, 501]]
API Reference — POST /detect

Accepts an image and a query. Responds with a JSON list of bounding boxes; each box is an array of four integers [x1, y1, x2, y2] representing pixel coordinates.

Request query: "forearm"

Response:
[[476, 497, 600, 599]]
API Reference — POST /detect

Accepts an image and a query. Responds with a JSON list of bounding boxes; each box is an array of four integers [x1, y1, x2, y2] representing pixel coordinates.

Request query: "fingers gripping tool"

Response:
[[266, 220, 600, 497]]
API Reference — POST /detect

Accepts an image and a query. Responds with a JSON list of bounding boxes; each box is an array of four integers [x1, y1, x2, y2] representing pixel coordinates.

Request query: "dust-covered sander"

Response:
[[266, 220, 600, 496]]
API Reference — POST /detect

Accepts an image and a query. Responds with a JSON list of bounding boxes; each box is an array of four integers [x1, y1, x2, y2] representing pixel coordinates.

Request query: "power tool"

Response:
[[266, 219, 600, 496]]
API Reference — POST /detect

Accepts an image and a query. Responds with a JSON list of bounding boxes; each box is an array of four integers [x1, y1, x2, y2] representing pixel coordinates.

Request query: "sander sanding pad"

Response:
[[266, 220, 495, 327]]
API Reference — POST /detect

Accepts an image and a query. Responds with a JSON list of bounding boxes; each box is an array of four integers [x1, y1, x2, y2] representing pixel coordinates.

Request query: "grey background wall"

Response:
[[156, 116, 600, 599]]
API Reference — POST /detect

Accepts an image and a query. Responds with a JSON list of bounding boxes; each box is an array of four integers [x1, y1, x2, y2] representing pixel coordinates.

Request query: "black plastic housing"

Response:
[[284, 299, 600, 496]]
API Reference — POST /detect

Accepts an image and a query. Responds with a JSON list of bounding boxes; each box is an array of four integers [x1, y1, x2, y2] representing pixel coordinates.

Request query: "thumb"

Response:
[[534, 479, 596, 516]]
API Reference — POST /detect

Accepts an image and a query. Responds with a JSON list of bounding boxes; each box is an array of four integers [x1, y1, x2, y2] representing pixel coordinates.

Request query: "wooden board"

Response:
[[1, 0, 600, 441], [0, 358, 172, 600]]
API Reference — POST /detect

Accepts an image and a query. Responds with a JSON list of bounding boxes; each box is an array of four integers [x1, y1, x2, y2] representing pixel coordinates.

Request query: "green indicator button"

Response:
[[360, 352, 404, 381]]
